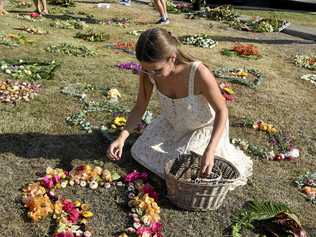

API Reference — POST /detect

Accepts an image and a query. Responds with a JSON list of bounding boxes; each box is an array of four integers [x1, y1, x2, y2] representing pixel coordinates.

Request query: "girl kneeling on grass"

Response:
[[107, 28, 252, 187]]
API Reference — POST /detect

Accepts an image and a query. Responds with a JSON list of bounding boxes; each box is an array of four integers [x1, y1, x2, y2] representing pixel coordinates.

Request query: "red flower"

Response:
[[136, 226, 152, 235], [30, 12, 41, 18], [54, 231, 74, 237], [62, 199, 76, 212], [143, 183, 158, 201], [124, 171, 148, 183], [68, 208, 80, 223], [151, 222, 162, 233]]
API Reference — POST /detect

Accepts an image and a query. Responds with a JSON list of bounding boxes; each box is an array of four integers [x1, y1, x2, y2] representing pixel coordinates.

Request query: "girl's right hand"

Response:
[[106, 138, 125, 161]]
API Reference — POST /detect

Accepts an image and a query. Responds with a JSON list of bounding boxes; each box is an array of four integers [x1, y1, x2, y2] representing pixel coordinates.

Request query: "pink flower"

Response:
[[124, 171, 148, 183], [63, 199, 76, 212], [30, 12, 41, 18], [151, 222, 162, 233], [143, 184, 158, 201], [53, 175, 61, 184], [68, 208, 80, 223], [136, 226, 152, 235], [54, 231, 74, 237], [42, 176, 54, 189]]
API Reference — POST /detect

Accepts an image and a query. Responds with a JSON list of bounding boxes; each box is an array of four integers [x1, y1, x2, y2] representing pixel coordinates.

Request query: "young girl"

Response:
[[107, 28, 252, 187]]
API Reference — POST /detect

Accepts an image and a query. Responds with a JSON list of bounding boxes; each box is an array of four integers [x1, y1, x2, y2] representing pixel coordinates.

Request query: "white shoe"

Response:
[[119, 0, 130, 6]]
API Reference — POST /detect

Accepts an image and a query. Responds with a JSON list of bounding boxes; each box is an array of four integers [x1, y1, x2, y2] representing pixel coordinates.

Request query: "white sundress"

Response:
[[131, 61, 253, 189]]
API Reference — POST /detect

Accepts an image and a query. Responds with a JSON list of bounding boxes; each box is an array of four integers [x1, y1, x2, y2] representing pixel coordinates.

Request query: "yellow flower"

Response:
[[118, 233, 128, 237], [107, 88, 121, 99], [113, 116, 127, 127], [236, 70, 248, 78], [81, 203, 90, 211], [82, 211, 94, 218], [223, 87, 234, 95], [74, 200, 81, 207]]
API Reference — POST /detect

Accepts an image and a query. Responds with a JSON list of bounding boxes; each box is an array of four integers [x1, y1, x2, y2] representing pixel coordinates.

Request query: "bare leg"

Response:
[[153, 0, 164, 18], [0, 0, 8, 15], [160, 0, 167, 18], [41, 0, 48, 14], [32, 0, 41, 13]]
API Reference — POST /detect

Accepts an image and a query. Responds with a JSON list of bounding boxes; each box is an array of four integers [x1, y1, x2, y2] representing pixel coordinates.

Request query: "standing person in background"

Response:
[[119, 0, 131, 6], [33, 0, 49, 15], [153, 0, 169, 24], [0, 0, 7, 15]]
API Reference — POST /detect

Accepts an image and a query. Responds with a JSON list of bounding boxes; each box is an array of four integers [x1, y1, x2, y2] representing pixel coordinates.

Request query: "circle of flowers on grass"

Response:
[[179, 34, 217, 48], [22, 166, 163, 237], [232, 117, 300, 161], [213, 67, 265, 89]]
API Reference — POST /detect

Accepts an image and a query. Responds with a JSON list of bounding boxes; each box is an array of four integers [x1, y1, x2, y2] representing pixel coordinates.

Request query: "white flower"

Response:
[[5, 69, 11, 74], [83, 231, 92, 237], [80, 180, 87, 187], [69, 180, 75, 186], [285, 148, 300, 158], [89, 180, 98, 189], [61, 180, 68, 188]]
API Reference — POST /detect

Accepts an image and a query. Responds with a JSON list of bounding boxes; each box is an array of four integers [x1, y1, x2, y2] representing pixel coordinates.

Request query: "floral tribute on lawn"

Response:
[[116, 62, 141, 75], [231, 200, 307, 237], [0, 59, 60, 81], [294, 55, 316, 71], [15, 25, 48, 35], [179, 34, 217, 48], [231, 117, 300, 161], [118, 171, 162, 237], [219, 82, 235, 102], [105, 41, 136, 55], [231, 17, 290, 33], [128, 30, 144, 37], [300, 74, 316, 86], [205, 5, 238, 22], [104, 17, 130, 28], [75, 30, 110, 42], [46, 43, 96, 57], [166, 1, 192, 14], [0, 79, 41, 103], [22, 166, 162, 237], [295, 171, 316, 205], [0, 32, 33, 47], [50, 19, 87, 30], [213, 67, 265, 89], [221, 43, 261, 60]]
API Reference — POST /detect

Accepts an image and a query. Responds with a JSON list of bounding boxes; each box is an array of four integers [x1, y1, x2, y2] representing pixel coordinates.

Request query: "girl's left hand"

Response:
[[199, 149, 215, 177]]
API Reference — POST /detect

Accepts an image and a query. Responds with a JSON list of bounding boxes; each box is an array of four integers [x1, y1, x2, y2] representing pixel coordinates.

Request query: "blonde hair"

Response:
[[136, 28, 195, 63]]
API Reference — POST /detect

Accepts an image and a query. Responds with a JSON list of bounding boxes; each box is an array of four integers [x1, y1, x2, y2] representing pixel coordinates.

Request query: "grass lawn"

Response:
[[0, 1, 315, 236]]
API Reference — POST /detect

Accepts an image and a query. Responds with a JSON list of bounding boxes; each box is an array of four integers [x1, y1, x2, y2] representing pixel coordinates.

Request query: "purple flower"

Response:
[[42, 176, 54, 189], [116, 62, 141, 74], [124, 170, 148, 183]]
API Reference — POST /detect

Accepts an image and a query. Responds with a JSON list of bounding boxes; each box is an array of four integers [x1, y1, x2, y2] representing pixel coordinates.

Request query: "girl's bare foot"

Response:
[[41, 9, 48, 15]]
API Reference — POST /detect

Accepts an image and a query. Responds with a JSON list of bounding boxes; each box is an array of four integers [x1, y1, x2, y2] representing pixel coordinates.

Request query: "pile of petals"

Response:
[[0, 79, 41, 103], [232, 118, 300, 161], [222, 43, 261, 60], [106, 41, 135, 55], [219, 82, 235, 101], [116, 62, 141, 75], [119, 171, 163, 237], [300, 74, 316, 86], [295, 171, 316, 204], [22, 165, 122, 237]]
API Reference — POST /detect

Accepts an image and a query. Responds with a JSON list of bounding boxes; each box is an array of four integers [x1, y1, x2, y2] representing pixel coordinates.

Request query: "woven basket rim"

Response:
[[165, 153, 240, 186]]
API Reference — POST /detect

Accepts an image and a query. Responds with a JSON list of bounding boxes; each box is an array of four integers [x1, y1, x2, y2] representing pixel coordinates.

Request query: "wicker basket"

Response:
[[165, 151, 240, 211]]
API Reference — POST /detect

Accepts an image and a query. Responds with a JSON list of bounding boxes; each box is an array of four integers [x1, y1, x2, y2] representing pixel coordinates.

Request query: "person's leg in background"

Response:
[[0, 0, 8, 15]]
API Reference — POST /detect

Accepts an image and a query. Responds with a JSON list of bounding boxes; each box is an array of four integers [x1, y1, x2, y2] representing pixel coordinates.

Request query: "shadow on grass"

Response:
[[0, 132, 141, 171], [211, 35, 316, 44]]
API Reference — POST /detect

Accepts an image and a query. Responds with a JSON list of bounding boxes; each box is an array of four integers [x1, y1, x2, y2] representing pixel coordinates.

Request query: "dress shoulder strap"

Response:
[[188, 61, 201, 96]]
